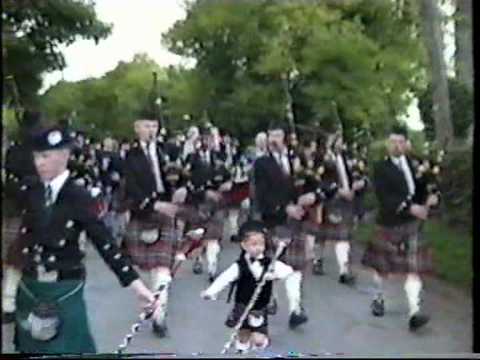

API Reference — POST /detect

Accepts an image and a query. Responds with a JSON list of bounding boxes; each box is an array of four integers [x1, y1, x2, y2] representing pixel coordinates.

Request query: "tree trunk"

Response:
[[420, 0, 454, 147], [454, 0, 473, 91]]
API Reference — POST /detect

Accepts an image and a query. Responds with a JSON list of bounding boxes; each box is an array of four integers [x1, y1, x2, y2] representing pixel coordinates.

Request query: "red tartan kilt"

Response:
[[123, 218, 180, 270], [225, 182, 249, 206], [361, 221, 434, 275]]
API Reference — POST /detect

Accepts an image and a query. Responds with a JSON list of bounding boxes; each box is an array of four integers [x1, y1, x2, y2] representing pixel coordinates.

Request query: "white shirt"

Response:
[[44, 170, 70, 204], [203, 254, 294, 298], [141, 141, 165, 193], [336, 153, 350, 191], [399, 155, 415, 195], [274, 149, 291, 175], [200, 150, 211, 165]]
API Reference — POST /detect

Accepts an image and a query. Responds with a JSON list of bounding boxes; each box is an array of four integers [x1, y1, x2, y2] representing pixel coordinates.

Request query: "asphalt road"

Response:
[[2, 220, 473, 357]]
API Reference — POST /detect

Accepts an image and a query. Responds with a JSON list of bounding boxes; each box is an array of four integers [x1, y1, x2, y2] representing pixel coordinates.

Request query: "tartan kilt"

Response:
[[2, 216, 21, 262], [197, 203, 226, 241], [319, 197, 354, 243], [301, 204, 324, 237], [270, 221, 307, 272], [225, 182, 250, 208], [361, 221, 434, 275], [14, 277, 96, 354], [123, 215, 183, 271], [226, 303, 269, 336]]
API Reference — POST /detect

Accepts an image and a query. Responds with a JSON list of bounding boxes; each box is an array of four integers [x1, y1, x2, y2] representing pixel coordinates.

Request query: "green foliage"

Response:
[[163, 0, 427, 138], [438, 148, 472, 232], [41, 54, 165, 139], [3, 0, 112, 107], [417, 78, 474, 140]]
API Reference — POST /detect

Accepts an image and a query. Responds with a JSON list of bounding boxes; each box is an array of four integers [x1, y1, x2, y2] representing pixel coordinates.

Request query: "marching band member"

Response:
[[361, 124, 436, 331], [6, 124, 158, 353], [121, 106, 187, 338], [253, 120, 309, 329], [201, 220, 296, 353]]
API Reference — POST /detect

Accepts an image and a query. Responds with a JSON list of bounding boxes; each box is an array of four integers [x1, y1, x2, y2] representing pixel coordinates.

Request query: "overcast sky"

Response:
[[41, 0, 456, 131]]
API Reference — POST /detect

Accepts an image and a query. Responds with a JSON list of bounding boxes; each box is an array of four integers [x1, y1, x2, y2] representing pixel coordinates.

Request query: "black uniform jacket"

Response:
[[8, 175, 139, 287], [123, 141, 172, 219], [253, 151, 299, 221], [373, 156, 427, 227]]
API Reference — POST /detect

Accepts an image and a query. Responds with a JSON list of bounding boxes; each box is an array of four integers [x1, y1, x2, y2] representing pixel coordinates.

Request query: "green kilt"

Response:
[[14, 276, 96, 354]]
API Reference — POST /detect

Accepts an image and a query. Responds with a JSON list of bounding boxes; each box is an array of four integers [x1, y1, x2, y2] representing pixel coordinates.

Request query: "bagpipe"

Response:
[[397, 142, 445, 215], [411, 142, 445, 209]]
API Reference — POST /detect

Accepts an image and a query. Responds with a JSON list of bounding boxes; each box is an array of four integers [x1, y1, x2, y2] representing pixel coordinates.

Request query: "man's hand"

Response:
[[172, 187, 188, 204], [200, 290, 216, 300], [426, 194, 439, 208], [338, 188, 354, 201], [154, 201, 178, 218], [206, 190, 222, 203], [410, 204, 429, 221], [175, 253, 187, 262], [297, 193, 316, 207], [286, 204, 305, 220], [219, 181, 233, 192], [352, 180, 366, 192], [129, 279, 161, 312]]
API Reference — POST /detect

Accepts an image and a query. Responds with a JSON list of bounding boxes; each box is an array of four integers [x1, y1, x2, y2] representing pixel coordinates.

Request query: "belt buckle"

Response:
[[37, 265, 58, 283]]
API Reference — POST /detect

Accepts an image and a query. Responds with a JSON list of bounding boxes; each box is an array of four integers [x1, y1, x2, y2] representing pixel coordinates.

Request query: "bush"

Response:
[[438, 148, 472, 233]]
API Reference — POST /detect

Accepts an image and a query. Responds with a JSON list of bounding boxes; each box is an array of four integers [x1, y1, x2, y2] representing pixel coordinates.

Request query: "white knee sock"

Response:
[[206, 241, 221, 276], [251, 337, 270, 351], [285, 271, 302, 314], [150, 270, 172, 324], [335, 241, 350, 275], [2, 266, 22, 313], [235, 339, 251, 353], [305, 235, 316, 261], [404, 273, 422, 317], [373, 271, 384, 300]]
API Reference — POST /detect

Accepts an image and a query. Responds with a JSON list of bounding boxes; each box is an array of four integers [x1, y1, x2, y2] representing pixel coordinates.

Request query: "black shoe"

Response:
[[409, 313, 430, 332], [313, 259, 324, 275], [152, 320, 168, 338], [289, 310, 308, 329], [208, 273, 216, 284], [371, 298, 385, 317], [193, 259, 203, 274], [339, 273, 356, 286], [266, 298, 277, 315], [2, 312, 15, 324]]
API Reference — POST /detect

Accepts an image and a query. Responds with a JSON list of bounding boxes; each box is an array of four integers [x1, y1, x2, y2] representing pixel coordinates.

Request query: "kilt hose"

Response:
[[361, 220, 434, 276], [14, 277, 96, 354], [123, 214, 185, 271], [2, 216, 21, 262]]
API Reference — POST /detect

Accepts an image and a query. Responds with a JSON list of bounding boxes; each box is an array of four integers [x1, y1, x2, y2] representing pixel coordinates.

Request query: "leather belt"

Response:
[[24, 266, 86, 282]]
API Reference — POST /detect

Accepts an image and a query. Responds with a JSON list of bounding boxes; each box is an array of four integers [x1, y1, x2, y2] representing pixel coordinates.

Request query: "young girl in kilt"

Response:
[[201, 220, 296, 353]]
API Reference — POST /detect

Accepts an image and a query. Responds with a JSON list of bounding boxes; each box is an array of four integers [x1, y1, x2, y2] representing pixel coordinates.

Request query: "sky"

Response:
[[41, 0, 456, 131]]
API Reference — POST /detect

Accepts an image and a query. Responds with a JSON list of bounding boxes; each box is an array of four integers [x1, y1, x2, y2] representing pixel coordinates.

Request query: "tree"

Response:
[[454, 0, 473, 91], [419, 0, 454, 147], [2, 0, 112, 109], [418, 77, 473, 140], [163, 0, 427, 139], [40, 54, 167, 139]]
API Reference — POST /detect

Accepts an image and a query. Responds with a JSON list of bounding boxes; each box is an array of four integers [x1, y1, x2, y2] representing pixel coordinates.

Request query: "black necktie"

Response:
[[45, 184, 53, 207]]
